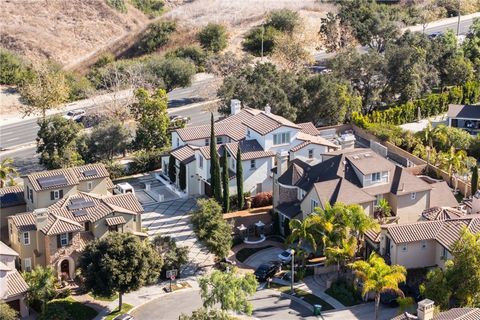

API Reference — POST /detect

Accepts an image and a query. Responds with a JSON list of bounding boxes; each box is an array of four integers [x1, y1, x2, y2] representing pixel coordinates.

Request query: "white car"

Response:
[[63, 109, 86, 122], [114, 182, 135, 195], [278, 250, 293, 263]]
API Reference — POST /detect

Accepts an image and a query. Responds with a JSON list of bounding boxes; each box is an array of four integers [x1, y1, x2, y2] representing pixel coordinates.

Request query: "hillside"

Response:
[[0, 0, 150, 67]]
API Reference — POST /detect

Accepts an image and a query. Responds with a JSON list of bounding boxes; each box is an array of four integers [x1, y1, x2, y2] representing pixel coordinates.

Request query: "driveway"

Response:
[[141, 197, 215, 277], [244, 247, 284, 269], [131, 288, 314, 320]]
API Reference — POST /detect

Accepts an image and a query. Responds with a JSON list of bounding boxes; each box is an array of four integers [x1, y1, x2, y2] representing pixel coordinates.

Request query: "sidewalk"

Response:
[[297, 275, 345, 309]]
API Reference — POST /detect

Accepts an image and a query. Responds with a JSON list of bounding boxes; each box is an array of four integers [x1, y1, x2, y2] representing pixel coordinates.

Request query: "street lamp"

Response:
[[290, 248, 295, 295]]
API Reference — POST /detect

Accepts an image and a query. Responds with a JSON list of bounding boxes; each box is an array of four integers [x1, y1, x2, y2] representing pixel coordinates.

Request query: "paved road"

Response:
[[314, 14, 478, 62], [131, 288, 314, 320]]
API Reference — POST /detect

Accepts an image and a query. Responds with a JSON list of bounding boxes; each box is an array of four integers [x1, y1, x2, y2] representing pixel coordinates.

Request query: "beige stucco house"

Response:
[[8, 192, 145, 280], [365, 212, 480, 270], [0, 241, 29, 317], [272, 148, 457, 235]]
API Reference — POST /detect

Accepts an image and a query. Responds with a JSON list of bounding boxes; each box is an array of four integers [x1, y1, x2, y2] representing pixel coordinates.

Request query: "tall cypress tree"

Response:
[[210, 113, 222, 202], [236, 147, 244, 210], [168, 154, 176, 183], [221, 147, 230, 213], [472, 165, 479, 195], [179, 162, 186, 191]]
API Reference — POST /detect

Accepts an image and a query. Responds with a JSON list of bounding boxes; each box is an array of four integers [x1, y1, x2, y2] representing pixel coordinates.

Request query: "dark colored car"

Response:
[[254, 263, 279, 282]]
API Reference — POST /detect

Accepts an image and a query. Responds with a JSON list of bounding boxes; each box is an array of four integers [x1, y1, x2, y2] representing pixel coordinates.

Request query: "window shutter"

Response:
[[50, 191, 54, 200], [68, 232, 72, 244], [59, 189, 64, 199], [57, 235, 61, 248]]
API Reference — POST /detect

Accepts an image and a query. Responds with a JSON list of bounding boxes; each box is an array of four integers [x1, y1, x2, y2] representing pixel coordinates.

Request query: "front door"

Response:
[[61, 259, 69, 274]]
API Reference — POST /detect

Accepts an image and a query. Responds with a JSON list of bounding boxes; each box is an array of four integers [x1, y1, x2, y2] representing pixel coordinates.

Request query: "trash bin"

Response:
[[313, 304, 322, 316]]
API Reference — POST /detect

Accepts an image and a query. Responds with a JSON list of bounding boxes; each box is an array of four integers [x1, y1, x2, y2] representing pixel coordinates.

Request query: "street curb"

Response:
[[278, 291, 314, 313]]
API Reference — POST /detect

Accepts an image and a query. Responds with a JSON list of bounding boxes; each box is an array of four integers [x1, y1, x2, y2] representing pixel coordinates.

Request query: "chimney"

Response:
[[33, 208, 49, 231], [264, 104, 271, 114], [417, 299, 435, 320], [230, 99, 241, 115], [275, 151, 289, 176]]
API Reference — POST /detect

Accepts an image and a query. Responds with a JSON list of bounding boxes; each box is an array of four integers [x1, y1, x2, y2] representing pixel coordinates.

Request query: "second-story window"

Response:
[[311, 199, 318, 212], [23, 232, 30, 245], [205, 138, 209, 146], [199, 156, 204, 168], [87, 181, 93, 190], [216, 137, 222, 144], [250, 159, 256, 170], [308, 149, 314, 159], [51, 190, 63, 200], [371, 172, 381, 182], [273, 132, 290, 145]]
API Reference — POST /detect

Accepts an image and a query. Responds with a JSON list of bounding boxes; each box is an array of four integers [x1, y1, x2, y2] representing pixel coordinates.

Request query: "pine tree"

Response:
[[236, 147, 244, 209], [168, 155, 176, 183], [472, 165, 479, 195], [221, 147, 230, 213], [210, 113, 222, 202], [179, 162, 186, 191]]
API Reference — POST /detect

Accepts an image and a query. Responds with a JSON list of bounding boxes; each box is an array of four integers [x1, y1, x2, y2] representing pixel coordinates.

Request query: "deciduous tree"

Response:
[[19, 63, 70, 118], [198, 23, 228, 53], [79, 232, 162, 311], [36, 115, 84, 169], [199, 268, 257, 315], [130, 88, 170, 150], [84, 121, 131, 162]]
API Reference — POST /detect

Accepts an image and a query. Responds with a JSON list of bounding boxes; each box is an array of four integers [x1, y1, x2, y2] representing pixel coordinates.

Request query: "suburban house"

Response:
[[7, 191, 145, 280], [272, 148, 458, 235], [447, 104, 480, 134], [23, 163, 115, 211], [0, 241, 29, 318], [393, 299, 480, 320], [163, 100, 339, 196], [364, 213, 480, 270], [0, 186, 26, 243]]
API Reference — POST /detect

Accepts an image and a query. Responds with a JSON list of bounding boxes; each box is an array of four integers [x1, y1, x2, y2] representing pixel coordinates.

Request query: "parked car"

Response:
[[114, 182, 135, 195], [114, 314, 134, 320], [170, 115, 189, 124], [428, 31, 443, 39], [254, 263, 280, 282], [278, 250, 293, 263], [63, 109, 86, 122]]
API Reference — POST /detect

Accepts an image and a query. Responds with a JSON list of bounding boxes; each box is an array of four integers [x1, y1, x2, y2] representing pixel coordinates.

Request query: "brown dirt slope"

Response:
[[0, 0, 149, 67]]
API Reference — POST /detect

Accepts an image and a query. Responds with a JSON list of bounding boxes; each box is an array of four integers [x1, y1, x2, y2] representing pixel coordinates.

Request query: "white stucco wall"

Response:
[[290, 144, 328, 165]]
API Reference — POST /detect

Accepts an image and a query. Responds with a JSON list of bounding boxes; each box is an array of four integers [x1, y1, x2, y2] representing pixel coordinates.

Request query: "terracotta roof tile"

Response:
[[422, 207, 464, 221], [225, 140, 275, 161], [105, 216, 126, 226], [171, 145, 198, 164], [295, 132, 338, 149], [244, 112, 300, 135], [297, 122, 320, 136], [6, 271, 29, 297]]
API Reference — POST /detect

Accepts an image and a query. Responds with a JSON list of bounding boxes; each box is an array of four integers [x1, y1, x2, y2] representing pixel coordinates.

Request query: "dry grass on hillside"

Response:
[[164, 0, 336, 53], [0, 0, 150, 66]]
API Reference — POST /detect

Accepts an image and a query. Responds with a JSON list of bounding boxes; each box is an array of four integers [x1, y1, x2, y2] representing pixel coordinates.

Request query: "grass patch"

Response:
[[89, 292, 119, 302], [325, 279, 362, 307], [105, 303, 134, 320], [236, 245, 273, 263], [43, 297, 98, 320], [270, 283, 334, 311]]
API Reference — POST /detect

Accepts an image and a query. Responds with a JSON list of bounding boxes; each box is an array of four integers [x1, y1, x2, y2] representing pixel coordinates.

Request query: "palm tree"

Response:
[[23, 266, 56, 314], [347, 204, 380, 255], [440, 146, 467, 185], [349, 253, 406, 320], [325, 236, 357, 276], [375, 198, 391, 221], [312, 203, 349, 250], [0, 158, 18, 188], [287, 216, 321, 266]]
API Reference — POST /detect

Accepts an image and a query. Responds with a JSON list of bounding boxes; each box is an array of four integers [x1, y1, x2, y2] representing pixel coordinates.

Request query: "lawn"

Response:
[[105, 303, 134, 320], [270, 283, 334, 311], [44, 297, 98, 320], [89, 292, 119, 302], [236, 245, 273, 263]]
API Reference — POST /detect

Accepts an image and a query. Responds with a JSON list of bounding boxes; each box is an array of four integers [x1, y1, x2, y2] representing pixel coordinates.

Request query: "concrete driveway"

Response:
[[244, 247, 284, 269], [131, 288, 313, 320], [115, 173, 179, 206]]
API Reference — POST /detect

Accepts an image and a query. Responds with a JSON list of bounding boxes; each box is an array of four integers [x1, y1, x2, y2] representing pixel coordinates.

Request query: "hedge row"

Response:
[[352, 81, 480, 126]]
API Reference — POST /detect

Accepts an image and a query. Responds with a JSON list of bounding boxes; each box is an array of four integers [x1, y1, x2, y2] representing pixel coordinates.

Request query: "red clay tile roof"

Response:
[[422, 207, 464, 221], [225, 140, 275, 161], [297, 122, 320, 136], [171, 145, 198, 164], [6, 271, 29, 297], [243, 112, 300, 135], [105, 216, 126, 226]]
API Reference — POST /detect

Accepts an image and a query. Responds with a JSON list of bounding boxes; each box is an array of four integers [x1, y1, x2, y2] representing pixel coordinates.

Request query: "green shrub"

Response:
[[243, 26, 279, 56], [0, 49, 32, 85], [251, 192, 273, 208], [104, 161, 126, 179], [266, 9, 299, 33], [105, 0, 126, 12], [65, 73, 93, 101], [131, 0, 164, 16], [130, 149, 163, 174], [0, 302, 17, 320], [197, 23, 228, 53], [325, 279, 362, 306], [166, 46, 207, 72], [139, 21, 176, 54]]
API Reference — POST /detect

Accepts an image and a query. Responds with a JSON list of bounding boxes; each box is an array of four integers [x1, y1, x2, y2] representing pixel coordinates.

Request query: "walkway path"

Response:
[[142, 198, 215, 277], [298, 275, 345, 309]]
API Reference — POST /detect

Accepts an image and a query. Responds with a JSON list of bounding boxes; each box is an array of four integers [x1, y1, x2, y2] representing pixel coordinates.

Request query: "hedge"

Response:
[[352, 81, 480, 126]]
